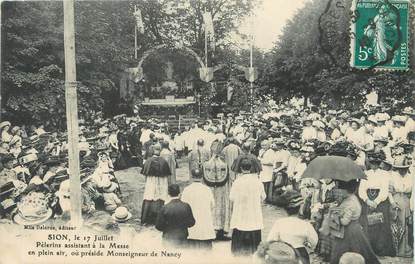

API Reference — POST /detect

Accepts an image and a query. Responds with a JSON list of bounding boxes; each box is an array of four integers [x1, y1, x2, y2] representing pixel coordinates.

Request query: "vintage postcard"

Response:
[[0, 0, 414, 263]]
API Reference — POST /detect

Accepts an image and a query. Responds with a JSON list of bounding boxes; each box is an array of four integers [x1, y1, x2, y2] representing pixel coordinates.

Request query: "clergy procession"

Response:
[[0, 100, 414, 263]]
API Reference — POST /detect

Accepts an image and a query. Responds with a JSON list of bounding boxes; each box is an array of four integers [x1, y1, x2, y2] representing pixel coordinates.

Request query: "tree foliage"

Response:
[[1, 0, 258, 126], [261, 0, 415, 109]]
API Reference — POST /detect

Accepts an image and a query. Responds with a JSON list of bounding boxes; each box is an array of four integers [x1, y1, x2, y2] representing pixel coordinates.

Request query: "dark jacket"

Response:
[[155, 199, 195, 245]]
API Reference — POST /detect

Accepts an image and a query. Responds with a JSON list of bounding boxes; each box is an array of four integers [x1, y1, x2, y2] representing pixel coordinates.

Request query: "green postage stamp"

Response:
[[350, 0, 410, 70]]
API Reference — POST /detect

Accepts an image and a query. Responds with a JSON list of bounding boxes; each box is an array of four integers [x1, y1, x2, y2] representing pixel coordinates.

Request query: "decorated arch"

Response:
[[138, 44, 205, 70], [130, 44, 206, 83]]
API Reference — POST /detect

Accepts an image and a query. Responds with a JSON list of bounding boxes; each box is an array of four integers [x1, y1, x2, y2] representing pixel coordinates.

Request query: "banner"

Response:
[[199, 67, 214, 83], [203, 12, 215, 50], [126, 67, 143, 83], [227, 85, 234, 102], [244, 67, 258, 83], [134, 8, 144, 34]]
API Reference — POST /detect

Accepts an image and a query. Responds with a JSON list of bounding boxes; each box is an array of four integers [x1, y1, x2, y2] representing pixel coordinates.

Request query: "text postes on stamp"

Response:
[[350, 0, 410, 71]]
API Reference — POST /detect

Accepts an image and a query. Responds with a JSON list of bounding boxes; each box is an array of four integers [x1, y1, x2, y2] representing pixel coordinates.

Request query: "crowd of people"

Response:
[[0, 112, 144, 229], [138, 101, 414, 264], [0, 100, 414, 263]]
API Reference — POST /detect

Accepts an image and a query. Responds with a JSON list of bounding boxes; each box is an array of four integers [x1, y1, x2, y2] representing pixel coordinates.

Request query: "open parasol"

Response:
[[301, 156, 366, 181]]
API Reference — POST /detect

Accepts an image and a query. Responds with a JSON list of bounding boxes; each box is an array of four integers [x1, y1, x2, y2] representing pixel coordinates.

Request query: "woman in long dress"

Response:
[[389, 157, 413, 258], [330, 180, 380, 264], [358, 152, 395, 256]]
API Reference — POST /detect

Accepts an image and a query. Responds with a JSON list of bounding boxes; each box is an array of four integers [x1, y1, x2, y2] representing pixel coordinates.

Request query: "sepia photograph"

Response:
[[0, 0, 414, 263]]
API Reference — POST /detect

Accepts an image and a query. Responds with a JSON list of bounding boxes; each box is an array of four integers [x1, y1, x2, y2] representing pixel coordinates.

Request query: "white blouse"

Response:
[[301, 127, 317, 141], [259, 149, 276, 182], [267, 216, 318, 250], [390, 171, 413, 194], [391, 127, 408, 142], [358, 169, 390, 205]]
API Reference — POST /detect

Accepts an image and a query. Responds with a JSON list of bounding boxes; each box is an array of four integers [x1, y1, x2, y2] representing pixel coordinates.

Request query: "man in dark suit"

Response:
[[155, 184, 195, 248]]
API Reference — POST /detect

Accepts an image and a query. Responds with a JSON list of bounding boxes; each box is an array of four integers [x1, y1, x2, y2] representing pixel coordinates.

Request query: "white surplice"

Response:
[[229, 173, 266, 231], [181, 182, 216, 240]]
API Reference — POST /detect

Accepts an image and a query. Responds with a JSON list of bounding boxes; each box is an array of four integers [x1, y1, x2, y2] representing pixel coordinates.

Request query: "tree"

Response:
[[1, 0, 260, 125], [261, 0, 415, 109], [137, 0, 259, 64]]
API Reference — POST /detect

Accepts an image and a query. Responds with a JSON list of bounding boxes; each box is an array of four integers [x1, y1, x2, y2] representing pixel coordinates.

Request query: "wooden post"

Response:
[[0, 2, 2, 121], [134, 5, 138, 60], [249, 15, 254, 113], [63, 0, 82, 227], [204, 9, 208, 67]]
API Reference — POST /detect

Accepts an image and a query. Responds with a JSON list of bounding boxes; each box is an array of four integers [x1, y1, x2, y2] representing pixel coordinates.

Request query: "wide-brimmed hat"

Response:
[[114, 114, 127, 120], [300, 146, 314, 153], [10, 126, 20, 134], [102, 180, 117, 193], [1, 198, 17, 211], [29, 135, 40, 144], [339, 252, 365, 264], [367, 115, 378, 125], [274, 190, 303, 209], [273, 138, 285, 146], [367, 151, 386, 163], [392, 115, 407, 124], [13, 192, 53, 225], [42, 155, 63, 166], [349, 118, 362, 127], [373, 136, 389, 144], [375, 113, 389, 122], [392, 155, 412, 169], [402, 106, 415, 116], [339, 112, 349, 120], [302, 116, 313, 123], [259, 241, 297, 264], [18, 153, 38, 165], [286, 140, 301, 150], [0, 121, 11, 130], [111, 207, 132, 223]]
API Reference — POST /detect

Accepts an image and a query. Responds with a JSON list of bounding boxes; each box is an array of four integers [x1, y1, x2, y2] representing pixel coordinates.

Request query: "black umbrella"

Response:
[[301, 156, 366, 181]]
